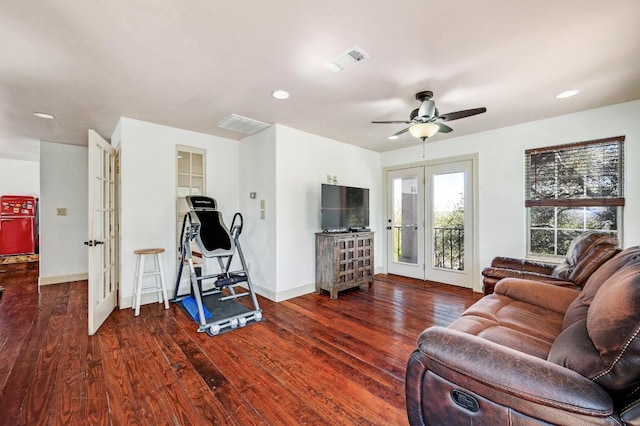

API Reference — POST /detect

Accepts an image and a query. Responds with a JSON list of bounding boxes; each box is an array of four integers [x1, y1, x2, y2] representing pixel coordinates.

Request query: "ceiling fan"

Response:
[[372, 91, 487, 140]]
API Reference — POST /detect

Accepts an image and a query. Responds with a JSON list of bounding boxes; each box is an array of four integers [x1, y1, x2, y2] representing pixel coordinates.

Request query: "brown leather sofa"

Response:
[[481, 231, 619, 295], [406, 246, 640, 425]]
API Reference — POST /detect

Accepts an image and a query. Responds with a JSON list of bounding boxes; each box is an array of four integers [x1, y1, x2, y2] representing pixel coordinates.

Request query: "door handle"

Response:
[[84, 240, 105, 247]]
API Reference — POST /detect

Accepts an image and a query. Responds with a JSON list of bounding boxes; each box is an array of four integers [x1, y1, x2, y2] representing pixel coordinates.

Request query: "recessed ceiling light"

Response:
[[271, 90, 290, 100], [556, 90, 579, 99], [33, 112, 55, 119], [388, 135, 399, 140]]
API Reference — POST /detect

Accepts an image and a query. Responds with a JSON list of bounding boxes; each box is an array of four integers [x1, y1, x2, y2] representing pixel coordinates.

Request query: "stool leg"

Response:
[[154, 254, 162, 304], [133, 254, 140, 312], [157, 252, 169, 310], [135, 255, 145, 316]]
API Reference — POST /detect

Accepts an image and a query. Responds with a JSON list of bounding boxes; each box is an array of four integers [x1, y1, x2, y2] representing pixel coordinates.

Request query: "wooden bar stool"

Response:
[[132, 248, 169, 316]]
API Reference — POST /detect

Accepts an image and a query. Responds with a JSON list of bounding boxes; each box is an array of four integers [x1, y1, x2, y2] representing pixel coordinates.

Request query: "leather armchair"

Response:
[[482, 231, 619, 295]]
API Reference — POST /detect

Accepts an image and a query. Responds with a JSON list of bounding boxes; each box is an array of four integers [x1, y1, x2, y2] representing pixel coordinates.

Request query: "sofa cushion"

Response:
[[548, 253, 640, 393], [448, 292, 566, 359], [449, 314, 556, 359], [563, 247, 640, 330]]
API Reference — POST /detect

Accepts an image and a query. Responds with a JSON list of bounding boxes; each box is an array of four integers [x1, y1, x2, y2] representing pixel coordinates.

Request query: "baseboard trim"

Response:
[[273, 283, 316, 302], [120, 293, 167, 310], [39, 273, 89, 286], [120, 282, 316, 307]]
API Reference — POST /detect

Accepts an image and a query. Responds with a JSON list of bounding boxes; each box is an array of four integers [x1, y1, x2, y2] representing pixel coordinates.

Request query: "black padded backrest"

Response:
[[186, 196, 234, 258], [193, 210, 232, 252]]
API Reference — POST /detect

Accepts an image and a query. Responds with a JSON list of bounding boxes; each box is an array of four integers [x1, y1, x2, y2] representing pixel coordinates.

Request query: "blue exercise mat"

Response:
[[181, 296, 213, 322]]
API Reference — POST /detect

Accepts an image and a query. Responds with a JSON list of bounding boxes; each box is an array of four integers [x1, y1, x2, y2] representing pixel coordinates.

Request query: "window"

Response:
[[525, 136, 624, 256], [176, 146, 205, 244]]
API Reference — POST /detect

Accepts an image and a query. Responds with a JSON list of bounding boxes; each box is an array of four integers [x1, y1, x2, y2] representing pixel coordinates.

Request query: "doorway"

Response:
[[386, 159, 474, 288]]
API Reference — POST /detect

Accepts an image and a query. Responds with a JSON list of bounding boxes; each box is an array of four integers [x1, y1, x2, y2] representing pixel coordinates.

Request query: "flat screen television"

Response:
[[321, 184, 370, 231]]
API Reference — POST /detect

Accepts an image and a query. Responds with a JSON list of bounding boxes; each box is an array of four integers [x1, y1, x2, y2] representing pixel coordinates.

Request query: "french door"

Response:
[[87, 130, 118, 335], [386, 160, 473, 288]]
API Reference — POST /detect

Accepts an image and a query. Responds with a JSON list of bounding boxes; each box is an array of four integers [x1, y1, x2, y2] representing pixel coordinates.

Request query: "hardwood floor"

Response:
[[0, 264, 482, 425]]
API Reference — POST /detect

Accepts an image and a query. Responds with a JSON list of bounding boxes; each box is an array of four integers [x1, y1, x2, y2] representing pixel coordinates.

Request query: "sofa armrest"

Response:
[[407, 327, 615, 425], [482, 267, 577, 284], [489, 256, 557, 274], [494, 278, 580, 314]]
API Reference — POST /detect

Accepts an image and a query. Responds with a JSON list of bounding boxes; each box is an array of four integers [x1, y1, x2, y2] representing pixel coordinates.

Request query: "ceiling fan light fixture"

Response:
[[409, 122, 439, 140]]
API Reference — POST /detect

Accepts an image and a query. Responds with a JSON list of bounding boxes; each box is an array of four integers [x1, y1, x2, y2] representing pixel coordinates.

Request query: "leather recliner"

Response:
[[481, 231, 619, 295], [406, 246, 640, 425]]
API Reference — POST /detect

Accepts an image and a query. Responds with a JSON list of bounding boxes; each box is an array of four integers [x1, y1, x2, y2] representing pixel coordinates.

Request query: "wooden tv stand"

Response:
[[315, 231, 374, 299]]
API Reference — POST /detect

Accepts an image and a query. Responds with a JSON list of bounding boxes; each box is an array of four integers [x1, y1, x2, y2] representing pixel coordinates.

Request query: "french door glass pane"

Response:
[[432, 172, 464, 270], [393, 176, 418, 264]]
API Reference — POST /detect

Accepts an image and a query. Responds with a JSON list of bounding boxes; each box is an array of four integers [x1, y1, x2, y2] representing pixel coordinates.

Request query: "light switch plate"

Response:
[[56, 208, 67, 216]]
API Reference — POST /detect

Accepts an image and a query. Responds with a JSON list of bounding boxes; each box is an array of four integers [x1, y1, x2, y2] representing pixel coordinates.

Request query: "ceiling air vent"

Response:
[[322, 45, 370, 74], [216, 114, 271, 135]]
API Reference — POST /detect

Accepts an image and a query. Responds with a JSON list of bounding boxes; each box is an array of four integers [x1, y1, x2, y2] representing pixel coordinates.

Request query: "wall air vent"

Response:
[[322, 45, 370, 74], [216, 114, 271, 135]]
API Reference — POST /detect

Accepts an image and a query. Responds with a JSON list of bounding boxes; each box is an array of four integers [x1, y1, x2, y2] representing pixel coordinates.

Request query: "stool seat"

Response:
[[132, 248, 169, 316], [134, 248, 165, 255]]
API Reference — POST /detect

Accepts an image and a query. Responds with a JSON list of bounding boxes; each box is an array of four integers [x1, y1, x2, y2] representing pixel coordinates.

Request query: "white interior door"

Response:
[[386, 167, 425, 279], [87, 129, 117, 335], [386, 160, 474, 288], [425, 160, 473, 288]]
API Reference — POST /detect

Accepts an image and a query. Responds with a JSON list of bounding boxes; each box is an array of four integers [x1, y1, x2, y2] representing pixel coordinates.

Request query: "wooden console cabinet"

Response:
[[315, 231, 374, 299]]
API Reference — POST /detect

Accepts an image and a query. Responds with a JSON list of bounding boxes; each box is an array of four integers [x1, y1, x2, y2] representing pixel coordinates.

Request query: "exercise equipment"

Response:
[[172, 196, 263, 335]]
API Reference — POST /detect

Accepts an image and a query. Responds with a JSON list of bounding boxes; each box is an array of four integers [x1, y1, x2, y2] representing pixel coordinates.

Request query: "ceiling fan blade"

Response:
[[439, 107, 487, 122], [390, 127, 410, 138], [372, 120, 412, 124], [437, 123, 453, 133]]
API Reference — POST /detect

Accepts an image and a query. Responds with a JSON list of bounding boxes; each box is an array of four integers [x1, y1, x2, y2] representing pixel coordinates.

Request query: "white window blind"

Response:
[[525, 136, 625, 208]]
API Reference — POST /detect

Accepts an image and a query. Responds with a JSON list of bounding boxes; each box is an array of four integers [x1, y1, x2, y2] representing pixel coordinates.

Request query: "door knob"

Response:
[[83, 240, 105, 247]]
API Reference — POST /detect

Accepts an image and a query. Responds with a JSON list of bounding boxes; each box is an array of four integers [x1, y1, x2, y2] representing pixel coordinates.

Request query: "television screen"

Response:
[[321, 184, 370, 231]]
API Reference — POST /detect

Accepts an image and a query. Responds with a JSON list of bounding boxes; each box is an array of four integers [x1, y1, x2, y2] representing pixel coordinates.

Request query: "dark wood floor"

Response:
[[0, 263, 482, 425]]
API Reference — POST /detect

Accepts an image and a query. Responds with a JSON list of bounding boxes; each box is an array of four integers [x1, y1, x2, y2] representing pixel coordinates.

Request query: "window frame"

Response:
[[525, 136, 625, 258], [176, 145, 206, 246]]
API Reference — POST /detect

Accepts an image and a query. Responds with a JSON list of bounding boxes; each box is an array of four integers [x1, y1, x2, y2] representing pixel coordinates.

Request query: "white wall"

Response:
[[275, 125, 382, 299], [116, 118, 240, 308], [0, 158, 39, 197], [39, 142, 88, 283], [239, 126, 277, 298], [381, 100, 640, 292], [239, 124, 381, 301]]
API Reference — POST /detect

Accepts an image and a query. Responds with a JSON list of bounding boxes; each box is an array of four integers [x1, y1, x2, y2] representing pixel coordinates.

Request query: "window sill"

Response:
[[525, 254, 563, 265]]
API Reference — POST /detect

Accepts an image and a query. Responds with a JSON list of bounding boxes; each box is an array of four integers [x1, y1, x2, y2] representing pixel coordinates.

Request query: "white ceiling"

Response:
[[2, 0, 640, 161]]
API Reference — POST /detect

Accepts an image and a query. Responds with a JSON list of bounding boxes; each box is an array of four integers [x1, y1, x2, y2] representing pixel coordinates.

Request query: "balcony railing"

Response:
[[392, 226, 464, 270], [433, 227, 464, 271]]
